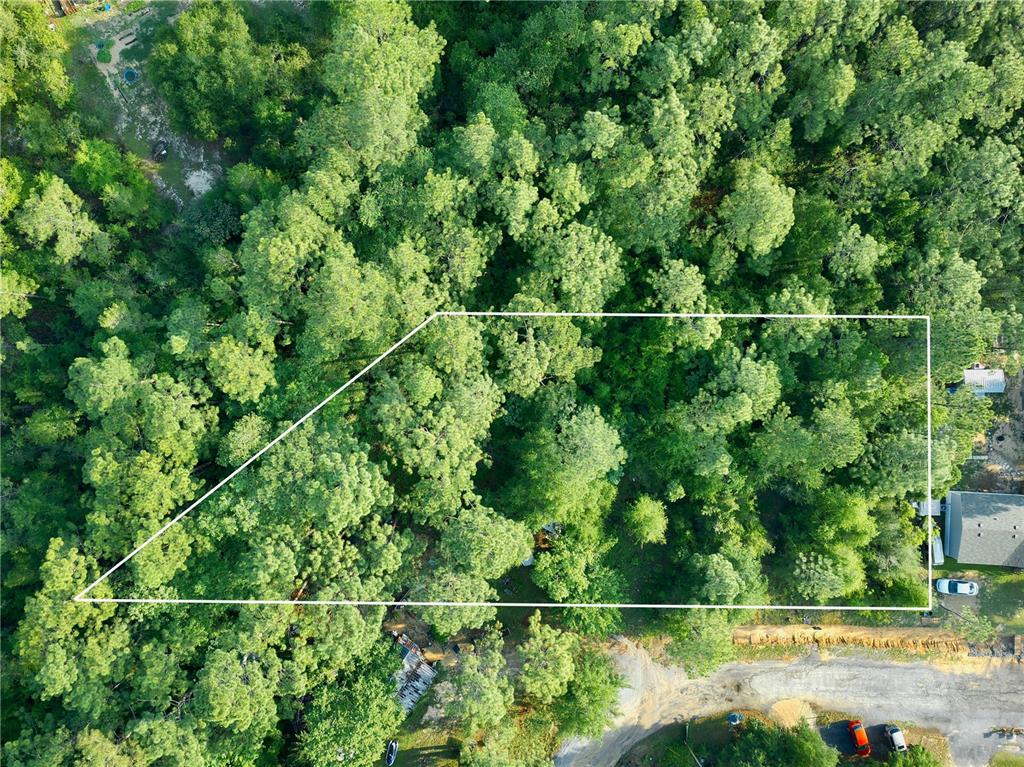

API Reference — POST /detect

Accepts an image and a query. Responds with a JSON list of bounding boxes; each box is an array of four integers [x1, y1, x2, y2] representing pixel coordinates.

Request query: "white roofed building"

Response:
[[963, 365, 1006, 396]]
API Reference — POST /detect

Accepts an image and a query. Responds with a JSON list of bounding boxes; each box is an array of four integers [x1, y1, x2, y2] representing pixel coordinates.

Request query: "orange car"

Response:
[[848, 720, 871, 758]]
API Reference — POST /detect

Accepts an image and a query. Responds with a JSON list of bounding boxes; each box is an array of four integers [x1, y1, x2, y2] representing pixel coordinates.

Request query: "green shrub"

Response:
[[889, 746, 945, 767], [125, 0, 145, 12], [96, 49, 112, 64], [951, 607, 998, 644]]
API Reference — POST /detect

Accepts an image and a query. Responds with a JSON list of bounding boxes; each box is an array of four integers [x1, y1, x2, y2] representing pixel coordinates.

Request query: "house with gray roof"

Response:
[[943, 491, 1024, 568]]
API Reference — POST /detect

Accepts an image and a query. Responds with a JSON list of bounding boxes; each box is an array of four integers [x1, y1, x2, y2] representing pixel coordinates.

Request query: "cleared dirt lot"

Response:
[[556, 639, 1024, 767]]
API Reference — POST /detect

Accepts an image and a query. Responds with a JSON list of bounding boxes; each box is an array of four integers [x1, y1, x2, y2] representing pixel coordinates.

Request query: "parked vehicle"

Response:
[[885, 725, 908, 752], [848, 720, 871, 757], [384, 740, 398, 766], [935, 578, 979, 596]]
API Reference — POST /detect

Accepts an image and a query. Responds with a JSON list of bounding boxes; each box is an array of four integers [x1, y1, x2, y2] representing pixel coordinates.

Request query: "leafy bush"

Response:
[[952, 607, 998, 644], [718, 719, 838, 767], [889, 746, 945, 767]]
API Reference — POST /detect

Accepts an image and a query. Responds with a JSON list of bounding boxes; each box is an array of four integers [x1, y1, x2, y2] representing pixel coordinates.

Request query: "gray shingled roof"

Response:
[[944, 491, 1024, 567]]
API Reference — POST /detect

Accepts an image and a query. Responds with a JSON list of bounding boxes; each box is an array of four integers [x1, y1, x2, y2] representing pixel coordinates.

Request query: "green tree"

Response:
[[792, 549, 865, 604], [66, 337, 215, 572], [206, 335, 276, 404], [718, 718, 838, 767], [15, 175, 109, 265], [552, 647, 621, 738], [0, 267, 37, 319], [718, 160, 795, 260], [437, 503, 534, 580], [150, 0, 269, 141], [13, 539, 131, 719], [663, 609, 738, 676], [436, 631, 513, 736], [194, 648, 279, 734], [503, 403, 626, 530], [491, 306, 601, 398], [693, 552, 746, 605], [298, 656, 403, 767], [520, 223, 625, 311], [626, 495, 667, 546], [296, 243, 391, 365], [70, 138, 160, 227], [296, 0, 443, 172], [517, 612, 577, 704], [217, 413, 271, 467], [951, 607, 997, 644], [0, 2, 75, 160]]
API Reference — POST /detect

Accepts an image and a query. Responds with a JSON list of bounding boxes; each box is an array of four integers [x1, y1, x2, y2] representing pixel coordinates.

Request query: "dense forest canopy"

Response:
[[103, 312, 932, 618], [2, 1, 1022, 765]]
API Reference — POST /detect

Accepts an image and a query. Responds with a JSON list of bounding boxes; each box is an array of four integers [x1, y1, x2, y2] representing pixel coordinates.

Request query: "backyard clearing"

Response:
[[59, 0, 222, 204], [960, 369, 1024, 494], [556, 639, 1024, 767], [989, 370, 1024, 490]]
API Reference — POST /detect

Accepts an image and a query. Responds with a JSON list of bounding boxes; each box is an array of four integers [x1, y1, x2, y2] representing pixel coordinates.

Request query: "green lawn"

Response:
[[733, 643, 812, 662], [60, 20, 121, 136], [615, 722, 703, 767], [394, 694, 459, 767], [121, 1, 179, 63], [616, 712, 765, 767], [990, 753, 1024, 767], [495, 564, 554, 645], [981, 572, 1024, 633], [394, 726, 459, 767]]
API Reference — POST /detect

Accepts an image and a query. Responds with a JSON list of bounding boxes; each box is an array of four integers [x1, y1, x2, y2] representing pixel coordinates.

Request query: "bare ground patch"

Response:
[[70, 2, 222, 204]]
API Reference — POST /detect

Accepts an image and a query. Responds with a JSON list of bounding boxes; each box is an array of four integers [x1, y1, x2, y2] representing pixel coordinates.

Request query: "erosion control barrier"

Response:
[[733, 624, 968, 656]]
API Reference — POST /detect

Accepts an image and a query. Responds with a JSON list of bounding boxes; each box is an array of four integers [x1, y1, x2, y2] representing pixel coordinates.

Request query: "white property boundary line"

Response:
[[73, 311, 933, 612]]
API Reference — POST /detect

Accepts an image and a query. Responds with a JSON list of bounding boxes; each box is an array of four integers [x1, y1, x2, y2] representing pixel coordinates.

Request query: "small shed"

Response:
[[931, 534, 945, 567], [963, 365, 1006, 396], [392, 632, 437, 713]]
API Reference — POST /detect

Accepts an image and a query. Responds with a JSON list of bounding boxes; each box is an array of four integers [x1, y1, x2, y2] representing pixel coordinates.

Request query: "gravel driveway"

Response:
[[555, 640, 1024, 767]]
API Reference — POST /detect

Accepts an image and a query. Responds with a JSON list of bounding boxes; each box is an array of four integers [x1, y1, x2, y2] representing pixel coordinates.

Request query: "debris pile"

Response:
[[393, 632, 438, 712]]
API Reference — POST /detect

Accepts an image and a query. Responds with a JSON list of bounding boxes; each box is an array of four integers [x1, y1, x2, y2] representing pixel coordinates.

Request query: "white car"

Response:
[[935, 578, 979, 596], [885, 725, 908, 752]]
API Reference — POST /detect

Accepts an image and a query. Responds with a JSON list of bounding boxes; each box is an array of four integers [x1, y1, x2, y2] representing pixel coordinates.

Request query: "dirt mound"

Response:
[[733, 625, 968, 655], [768, 698, 815, 727]]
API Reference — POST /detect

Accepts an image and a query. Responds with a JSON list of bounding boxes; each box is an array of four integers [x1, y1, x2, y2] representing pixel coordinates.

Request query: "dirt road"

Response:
[[555, 640, 1024, 767]]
